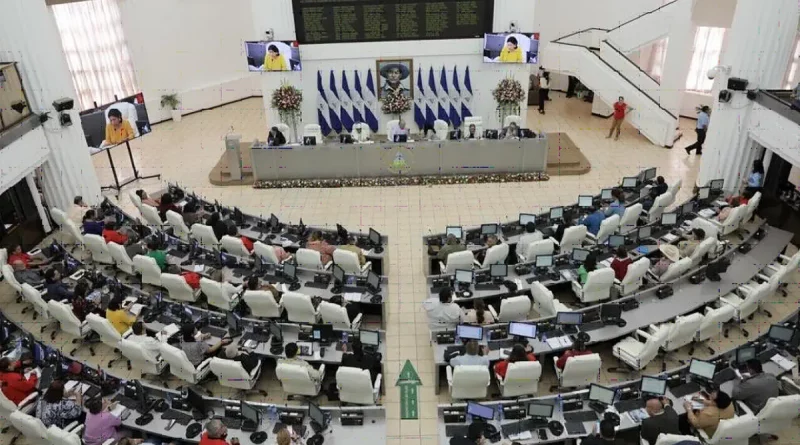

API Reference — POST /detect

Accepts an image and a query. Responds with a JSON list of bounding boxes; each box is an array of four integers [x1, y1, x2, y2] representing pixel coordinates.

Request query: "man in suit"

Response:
[[437, 234, 466, 263], [641, 397, 680, 445], [732, 359, 780, 414]]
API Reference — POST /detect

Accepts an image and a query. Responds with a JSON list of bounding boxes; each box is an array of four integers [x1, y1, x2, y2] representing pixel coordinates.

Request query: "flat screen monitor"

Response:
[[446, 226, 463, 239], [682, 202, 694, 215], [608, 235, 625, 248], [689, 359, 716, 380], [333, 264, 345, 283], [269, 213, 279, 228], [640, 376, 667, 396], [527, 402, 553, 418], [226, 311, 241, 333], [556, 312, 583, 326], [736, 346, 756, 363], [519, 213, 536, 226], [483, 33, 540, 64], [455, 269, 474, 284], [308, 402, 327, 430], [186, 386, 206, 413], [369, 228, 381, 246], [572, 248, 590, 262], [241, 401, 260, 424], [709, 179, 724, 191], [456, 324, 483, 340], [601, 189, 613, 200], [638, 226, 652, 240], [269, 321, 283, 342], [467, 401, 495, 420], [367, 270, 381, 292], [697, 187, 710, 200], [643, 168, 657, 181], [508, 322, 537, 339], [768, 324, 796, 343], [579, 195, 594, 208], [588, 384, 615, 405], [283, 262, 297, 280], [360, 329, 380, 346], [549, 207, 564, 220], [622, 177, 638, 188], [79, 92, 153, 149], [490, 264, 508, 278], [661, 212, 678, 226], [600, 303, 622, 320], [312, 324, 334, 343], [245, 41, 302, 72], [535, 254, 553, 268], [481, 223, 499, 235]]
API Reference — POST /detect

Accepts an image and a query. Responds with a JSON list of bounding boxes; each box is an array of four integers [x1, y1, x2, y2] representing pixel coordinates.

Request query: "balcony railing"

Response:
[[0, 63, 32, 133], [754, 90, 800, 128]]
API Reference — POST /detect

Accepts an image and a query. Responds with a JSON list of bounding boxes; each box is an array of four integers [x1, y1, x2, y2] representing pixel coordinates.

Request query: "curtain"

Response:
[[685, 27, 726, 92], [51, 0, 138, 110]]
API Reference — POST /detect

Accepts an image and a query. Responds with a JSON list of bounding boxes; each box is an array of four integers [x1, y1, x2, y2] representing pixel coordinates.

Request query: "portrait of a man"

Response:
[[377, 59, 414, 100]]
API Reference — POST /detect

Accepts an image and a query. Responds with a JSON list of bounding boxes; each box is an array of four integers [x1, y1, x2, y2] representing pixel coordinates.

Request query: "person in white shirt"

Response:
[[538, 71, 550, 115], [422, 289, 461, 329], [450, 340, 490, 367], [68, 195, 89, 226], [128, 322, 161, 362], [389, 120, 410, 142]]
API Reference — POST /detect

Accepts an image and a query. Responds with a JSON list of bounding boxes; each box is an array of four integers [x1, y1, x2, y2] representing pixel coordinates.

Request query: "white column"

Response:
[[697, 0, 799, 191], [659, 0, 695, 135], [0, 0, 102, 210], [25, 173, 51, 233]]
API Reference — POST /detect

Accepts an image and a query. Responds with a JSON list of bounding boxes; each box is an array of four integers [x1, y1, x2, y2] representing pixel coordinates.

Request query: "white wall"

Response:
[[0, 127, 50, 196], [693, 0, 737, 28]]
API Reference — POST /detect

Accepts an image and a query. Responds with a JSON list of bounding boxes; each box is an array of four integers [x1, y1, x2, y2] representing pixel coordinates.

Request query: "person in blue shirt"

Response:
[[685, 105, 710, 155], [81, 209, 104, 236], [604, 188, 626, 218], [745, 159, 764, 193], [579, 209, 606, 235]]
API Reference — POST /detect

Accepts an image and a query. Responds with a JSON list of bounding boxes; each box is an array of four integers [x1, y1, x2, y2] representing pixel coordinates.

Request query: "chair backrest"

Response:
[[0, 247, 6, 265], [303, 124, 323, 142], [647, 193, 671, 224], [433, 120, 449, 141], [243, 290, 282, 318], [10, 411, 48, 443], [559, 225, 587, 254], [133, 254, 162, 287], [690, 217, 720, 240], [738, 281, 769, 320], [63, 220, 84, 245], [696, 305, 735, 343], [501, 361, 542, 397], [2, 264, 23, 293], [141, 203, 164, 227], [296, 248, 324, 270], [221, 235, 251, 257], [578, 268, 615, 303], [274, 123, 290, 141], [118, 337, 159, 365], [530, 281, 558, 317], [720, 205, 746, 236], [210, 358, 253, 389], [352, 122, 371, 142], [166, 210, 191, 241], [463, 116, 483, 138], [385, 119, 399, 136], [637, 326, 669, 369], [50, 207, 67, 228], [161, 273, 197, 302], [654, 434, 701, 445], [784, 250, 800, 273], [336, 367, 375, 405], [443, 250, 475, 274], [319, 301, 353, 329], [191, 223, 220, 250], [755, 395, 800, 434], [451, 365, 490, 399], [128, 190, 143, 213], [517, 232, 543, 257], [47, 300, 84, 337], [480, 243, 509, 268], [107, 242, 135, 275], [663, 313, 704, 351], [0, 382, 21, 414], [504, 115, 521, 127], [523, 239, 555, 261], [46, 424, 82, 445], [659, 257, 692, 282], [21, 283, 49, 320], [742, 191, 761, 224], [595, 214, 620, 244], [199, 278, 238, 311], [690, 237, 717, 267], [159, 343, 200, 381], [497, 295, 532, 322], [254, 241, 281, 265], [707, 415, 758, 444], [560, 353, 601, 388], [619, 257, 650, 296], [84, 234, 113, 264], [282, 291, 318, 324], [86, 313, 122, 347], [333, 249, 363, 274], [276, 363, 319, 396], [619, 203, 643, 233], [668, 179, 683, 200]]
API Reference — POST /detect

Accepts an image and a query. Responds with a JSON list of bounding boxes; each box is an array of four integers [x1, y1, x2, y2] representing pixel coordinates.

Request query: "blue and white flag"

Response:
[[437, 66, 451, 125], [351, 70, 365, 127], [413, 66, 426, 130], [447, 66, 461, 129], [325, 71, 343, 134], [363, 69, 380, 132], [461, 66, 474, 121], [316, 71, 332, 136], [339, 70, 355, 132], [425, 67, 438, 128]]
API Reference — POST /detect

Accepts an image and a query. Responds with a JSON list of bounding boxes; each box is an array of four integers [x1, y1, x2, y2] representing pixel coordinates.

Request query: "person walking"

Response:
[[685, 106, 710, 155], [538, 72, 550, 114], [607, 96, 631, 140]]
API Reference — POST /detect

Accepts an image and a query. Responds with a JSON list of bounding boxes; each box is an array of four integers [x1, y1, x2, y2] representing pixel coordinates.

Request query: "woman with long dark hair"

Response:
[[493, 343, 536, 378], [463, 299, 496, 325], [37, 380, 84, 427]]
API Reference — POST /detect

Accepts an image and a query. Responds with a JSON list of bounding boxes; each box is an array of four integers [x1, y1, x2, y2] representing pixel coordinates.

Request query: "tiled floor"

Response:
[[3, 93, 799, 444]]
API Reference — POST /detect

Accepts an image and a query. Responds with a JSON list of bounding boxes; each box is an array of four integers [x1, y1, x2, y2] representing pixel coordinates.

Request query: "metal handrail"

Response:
[[602, 39, 661, 86]]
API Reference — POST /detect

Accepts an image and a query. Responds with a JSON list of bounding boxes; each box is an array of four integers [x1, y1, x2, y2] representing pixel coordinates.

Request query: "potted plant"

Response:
[[161, 94, 182, 122], [381, 89, 412, 120], [271, 83, 303, 142], [492, 77, 525, 126]]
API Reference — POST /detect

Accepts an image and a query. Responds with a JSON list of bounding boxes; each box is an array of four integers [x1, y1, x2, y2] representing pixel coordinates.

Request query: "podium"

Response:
[[225, 134, 242, 181]]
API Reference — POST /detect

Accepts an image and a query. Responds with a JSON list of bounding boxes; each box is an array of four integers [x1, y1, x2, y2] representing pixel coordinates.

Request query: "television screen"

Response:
[[246, 41, 302, 72], [483, 33, 540, 64], [80, 92, 152, 151]]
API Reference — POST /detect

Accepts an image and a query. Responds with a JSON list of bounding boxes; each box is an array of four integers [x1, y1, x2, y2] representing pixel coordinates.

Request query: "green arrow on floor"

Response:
[[396, 360, 422, 419]]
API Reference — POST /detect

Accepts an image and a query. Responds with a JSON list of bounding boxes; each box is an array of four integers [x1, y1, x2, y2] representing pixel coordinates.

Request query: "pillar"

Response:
[[26, 173, 51, 233], [659, 0, 695, 135], [0, 0, 102, 211], [697, 0, 799, 192]]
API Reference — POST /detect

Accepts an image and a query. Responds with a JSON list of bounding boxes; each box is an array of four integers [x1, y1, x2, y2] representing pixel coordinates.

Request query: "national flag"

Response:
[[316, 71, 332, 135], [352, 70, 365, 127], [437, 66, 450, 125], [326, 71, 343, 134], [339, 70, 355, 132], [461, 66, 474, 121], [413, 66, 426, 129], [425, 67, 438, 128], [363, 69, 380, 132]]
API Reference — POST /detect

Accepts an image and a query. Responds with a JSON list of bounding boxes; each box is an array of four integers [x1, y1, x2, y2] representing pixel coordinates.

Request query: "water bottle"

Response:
[[341, 332, 349, 345]]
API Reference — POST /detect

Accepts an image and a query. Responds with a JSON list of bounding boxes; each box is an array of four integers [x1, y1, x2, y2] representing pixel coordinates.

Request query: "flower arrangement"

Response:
[[271, 84, 303, 114], [492, 78, 525, 105], [381, 89, 412, 117], [254, 172, 549, 189]]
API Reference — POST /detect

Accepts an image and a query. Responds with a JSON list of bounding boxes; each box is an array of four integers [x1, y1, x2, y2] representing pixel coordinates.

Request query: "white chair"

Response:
[[518, 239, 556, 263], [553, 353, 601, 389], [254, 241, 291, 266], [689, 237, 717, 268], [618, 203, 643, 234], [488, 295, 531, 322], [649, 257, 692, 283], [118, 337, 166, 375], [659, 313, 704, 354], [333, 249, 372, 275], [21, 284, 53, 331], [571, 268, 615, 303], [63, 220, 85, 249], [303, 124, 324, 143], [741, 191, 761, 227], [690, 217, 720, 240], [128, 190, 143, 214], [690, 305, 735, 355], [199, 278, 242, 311], [719, 281, 771, 337], [517, 232, 543, 258], [352, 122, 371, 142], [614, 257, 650, 296], [166, 210, 191, 241], [105, 101, 141, 137], [46, 423, 101, 445], [336, 367, 382, 405], [503, 115, 521, 127], [50, 207, 68, 229], [696, 415, 758, 445], [440, 250, 476, 274], [159, 343, 213, 386], [141, 203, 164, 227], [476, 243, 509, 269], [742, 395, 800, 436], [432, 119, 449, 141], [296, 248, 332, 270], [9, 411, 48, 445], [447, 365, 490, 399], [496, 361, 541, 398], [221, 235, 252, 257], [2, 264, 23, 297], [161, 273, 201, 302], [84, 234, 114, 265], [275, 123, 291, 142], [610, 325, 668, 375], [667, 179, 682, 202], [552, 225, 587, 254], [47, 300, 93, 355], [243, 290, 283, 319], [463, 116, 483, 139], [586, 214, 619, 245], [85, 313, 129, 368], [276, 362, 326, 398], [282, 291, 321, 324], [320, 301, 362, 329], [133, 254, 162, 287], [0, 380, 38, 445], [530, 281, 572, 317], [191, 223, 221, 251], [707, 205, 746, 238], [385, 119, 399, 136], [107, 242, 135, 276], [209, 358, 267, 397], [648, 434, 701, 445], [643, 193, 671, 224]]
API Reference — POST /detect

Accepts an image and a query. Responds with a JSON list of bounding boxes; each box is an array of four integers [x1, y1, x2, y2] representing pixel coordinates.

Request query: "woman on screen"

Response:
[[101, 108, 135, 147], [262, 44, 288, 71], [499, 36, 523, 63]]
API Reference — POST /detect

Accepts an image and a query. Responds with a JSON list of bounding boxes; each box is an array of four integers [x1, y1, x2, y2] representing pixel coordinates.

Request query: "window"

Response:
[[51, 0, 139, 110], [783, 35, 800, 89], [685, 27, 726, 93]]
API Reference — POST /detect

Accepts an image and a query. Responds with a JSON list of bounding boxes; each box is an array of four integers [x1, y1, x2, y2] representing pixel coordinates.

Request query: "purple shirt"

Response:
[[83, 411, 121, 445]]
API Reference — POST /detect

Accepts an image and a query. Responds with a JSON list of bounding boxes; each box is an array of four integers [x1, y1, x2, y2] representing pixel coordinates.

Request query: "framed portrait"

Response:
[[376, 59, 414, 100]]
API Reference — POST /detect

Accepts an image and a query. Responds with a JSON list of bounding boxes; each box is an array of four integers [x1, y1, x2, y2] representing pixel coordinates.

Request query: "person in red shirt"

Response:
[[494, 344, 536, 379], [199, 419, 240, 445], [226, 225, 253, 253], [306, 231, 337, 265], [102, 221, 129, 245], [0, 357, 38, 405], [556, 332, 593, 370], [610, 246, 632, 281], [7, 244, 48, 269], [607, 96, 632, 141]]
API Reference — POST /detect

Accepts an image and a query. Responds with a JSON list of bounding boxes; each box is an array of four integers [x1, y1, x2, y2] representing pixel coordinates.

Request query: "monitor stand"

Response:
[[270, 339, 284, 355], [287, 280, 301, 291], [588, 401, 607, 414], [562, 325, 579, 335]]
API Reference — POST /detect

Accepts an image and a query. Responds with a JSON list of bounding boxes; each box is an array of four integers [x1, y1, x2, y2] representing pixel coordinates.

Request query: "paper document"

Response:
[[684, 395, 705, 410], [698, 209, 716, 219], [281, 240, 293, 248], [628, 409, 649, 423], [65, 381, 91, 394], [157, 324, 180, 342], [599, 259, 612, 268], [127, 304, 144, 316], [111, 404, 127, 417], [771, 354, 797, 371], [508, 431, 533, 441], [514, 279, 524, 289], [546, 336, 573, 349], [343, 292, 362, 302], [193, 265, 204, 273]]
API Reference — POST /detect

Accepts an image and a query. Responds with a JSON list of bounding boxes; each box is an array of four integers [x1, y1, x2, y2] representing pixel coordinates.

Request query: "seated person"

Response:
[[583, 419, 621, 445], [450, 340, 490, 367], [134, 189, 159, 207], [337, 236, 366, 265], [83, 397, 123, 445], [106, 296, 136, 334], [246, 277, 283, 303], [278, 342, 321, 381], [389, 120, 410, 141], [422, 289, 462, 329], [500, 121, 520, 139], [651, 245, 679, 278], [227, 224, 253, 253], [727, 189, 753, 206], [11, 259, 44, 286], [450, 422, 487, 445], [8, 244, 49, 269], [643, 176, 669, 210], [145, 238, 177, 273], [223, 342, 261, 373], [68, 195, 90, 226], [577, 253, 597, 285], [556, 332, 592, 369], [604, 188, 626, 218], [127, 321, 160, 361], [678, 228, 705, 258], [207, 212, 229, 241], [610, 246, 632, 281], [732, 359, 780, 414], [579, 209, 606, 235], [180, 324, 231, 367], [461, 299, 495, 325], [465, 124, 478, 139], [71, 281, 101, 322], [682, 390, 734, 437], [268, 126, 287, 146], [0, 357, 37, 405], [494, 344, 536, 379], [102, 108, 135, 147], [436, 233, 466, 262], [341, 339, 382, 383], [352, 123, 369, 143], [475, 235, 501, 264], [554, 217, 574, 243], [37, 380, 84, 428], [327, 295, 360, 323], [43, 268, 74, 303], [717, 197, 740, 222], [181, 200, 204, 227], [306, 231, 337, 265], [82, 210, 104, 236], [641, 396, 680, 445], [102, 220, 129, 245], [157, 193, 180, 222]]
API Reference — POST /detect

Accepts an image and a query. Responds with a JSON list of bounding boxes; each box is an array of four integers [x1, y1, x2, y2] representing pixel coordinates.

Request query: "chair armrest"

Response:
[[755, 273, 770, 282], [778, 254, 791, 263], [351, 313, 363, 329], [197, 357, 214, 371], [323, 261, 333, 270], [473, 259, 482, 268], [249, 360, 262, 379], [360, 261, 373, 274], [548, 237, 560, 247], [648, 324, 660, 335], [17, 391, 39, 409], [781, 376, 800, 394], [373, 373, 383, 395], [736, 400, 754, 416], [318, 364, 326, 380], [446, 366, 454, 386], [439, 261, 446, 273], [65, 421, 83, 434], [488, 305, 498, 320], [585, 232, 598, 242], [718, 296, 737, 307], [614, 278, 621, 285], [635, 329, 652, 341], [122, 328, 133, 339], [494, 372, 505, 385], [102, 439, 116, 445], [646, 270, 660, 283], [571, 280, 582, 296], [697, 428, 710, 441]]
